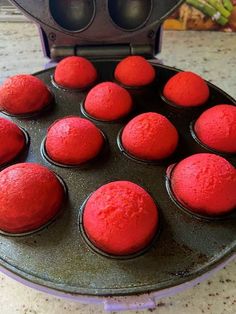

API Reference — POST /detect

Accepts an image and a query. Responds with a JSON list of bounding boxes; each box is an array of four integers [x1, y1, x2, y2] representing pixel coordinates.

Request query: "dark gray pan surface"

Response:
[[0, 61, 235, 296]]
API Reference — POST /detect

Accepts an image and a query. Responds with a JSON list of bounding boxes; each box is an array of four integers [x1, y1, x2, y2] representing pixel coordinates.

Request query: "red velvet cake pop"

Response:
[[45, 117, 104, 165], [194, 104, 236, 153], [84, 82, 132, 121], [54, 56, 97, 89], [0, 163, 64, 234], [114, 56, 155, 87], [0, 118, 26, 165], [83, 181, 158, 255], [170, 154, 236, 216], [121, 112, 178, 160], [163, 72, 210, 107], [0, 75, 52, 115]]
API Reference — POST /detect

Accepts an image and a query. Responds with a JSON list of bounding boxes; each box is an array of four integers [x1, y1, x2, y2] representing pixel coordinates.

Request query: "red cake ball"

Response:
[[0, 163, 64, 234], [54, 56, 97, 89], [194, 104, 236, 153], [0, 118, 26, 165], [114, 56, 155, 87], [121, 112, 178, 160], [83, 181, 158, 255], [84, 82, 132, 121], [45, 117, 104, 165], [0, 75, 52, 115], [163, 71, 210, 107], [170, 154, 236, 216]]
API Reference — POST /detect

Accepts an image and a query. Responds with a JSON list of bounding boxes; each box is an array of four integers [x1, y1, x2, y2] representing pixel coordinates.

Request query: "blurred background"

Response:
[[164, 0, 236, 31], [0, 0, 26, 22]]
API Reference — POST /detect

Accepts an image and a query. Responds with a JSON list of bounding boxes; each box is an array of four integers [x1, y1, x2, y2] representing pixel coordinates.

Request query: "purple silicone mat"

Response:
[[0, 60, 235, 296]]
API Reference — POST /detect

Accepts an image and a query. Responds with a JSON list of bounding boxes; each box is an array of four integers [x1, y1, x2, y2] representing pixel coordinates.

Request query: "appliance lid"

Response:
[[9, 1, 184, 60]]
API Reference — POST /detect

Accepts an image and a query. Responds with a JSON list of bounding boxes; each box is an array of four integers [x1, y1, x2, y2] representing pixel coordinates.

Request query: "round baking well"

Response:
[[108, 0, 153, 31], [0, 61, 235, 297], [49, 0, 95, 32]]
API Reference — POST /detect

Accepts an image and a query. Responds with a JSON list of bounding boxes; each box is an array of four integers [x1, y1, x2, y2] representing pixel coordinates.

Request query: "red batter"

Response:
[[195, 104, 236, 153], [0, 163, 64, 234], [45, 117, 104, 165], [0, 75, 52, 115], [83, 181, 158, 255], [0, 118, 25, 165], [163, 71, 210, 107], [84, 82, 133, 121], [54, 56, 97, 89], [121, 112, 178, 160], [171, 154, 236, 216], [114, 56, 155, 87]]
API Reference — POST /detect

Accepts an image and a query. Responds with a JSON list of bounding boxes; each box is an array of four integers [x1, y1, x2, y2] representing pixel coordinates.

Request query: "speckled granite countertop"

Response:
[[0, 23, 235, 314]]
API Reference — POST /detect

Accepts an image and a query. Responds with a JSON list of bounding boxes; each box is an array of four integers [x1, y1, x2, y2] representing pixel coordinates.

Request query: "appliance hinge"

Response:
[[50, 44, 153, 60]]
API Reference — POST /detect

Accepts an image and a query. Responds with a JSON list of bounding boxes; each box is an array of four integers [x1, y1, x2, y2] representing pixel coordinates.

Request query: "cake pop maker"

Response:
[[0, 0, 235, 311]]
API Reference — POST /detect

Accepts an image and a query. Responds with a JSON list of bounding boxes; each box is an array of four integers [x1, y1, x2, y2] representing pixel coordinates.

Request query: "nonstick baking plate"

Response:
[[0, 61, 235, 296]]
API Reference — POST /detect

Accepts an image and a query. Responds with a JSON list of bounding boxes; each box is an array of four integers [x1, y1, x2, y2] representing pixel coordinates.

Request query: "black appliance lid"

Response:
[[10, 1, 184, 59]]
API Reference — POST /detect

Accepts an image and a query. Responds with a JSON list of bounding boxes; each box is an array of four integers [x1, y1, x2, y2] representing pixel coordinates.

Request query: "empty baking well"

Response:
[[108, 0, 153, 31], [49, 0, 95, 32]]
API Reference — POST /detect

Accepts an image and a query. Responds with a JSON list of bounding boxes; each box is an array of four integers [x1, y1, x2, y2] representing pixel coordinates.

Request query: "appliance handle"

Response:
[[104, 295, 156, 311]]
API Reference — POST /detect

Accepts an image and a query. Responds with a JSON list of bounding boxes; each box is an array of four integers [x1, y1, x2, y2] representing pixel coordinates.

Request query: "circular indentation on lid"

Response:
[[49, 0, 95, 32], [108, 0, 153, 31]]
